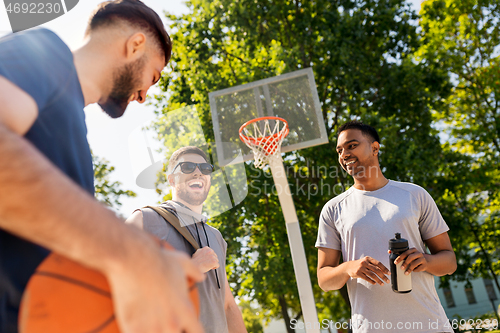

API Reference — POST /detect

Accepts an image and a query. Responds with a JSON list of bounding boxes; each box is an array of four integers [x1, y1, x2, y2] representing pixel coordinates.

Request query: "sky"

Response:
[[0, 0, 423, 218]]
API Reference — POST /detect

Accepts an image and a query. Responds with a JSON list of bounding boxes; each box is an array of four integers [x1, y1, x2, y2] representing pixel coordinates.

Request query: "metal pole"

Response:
[[269, 157, 322, 333]]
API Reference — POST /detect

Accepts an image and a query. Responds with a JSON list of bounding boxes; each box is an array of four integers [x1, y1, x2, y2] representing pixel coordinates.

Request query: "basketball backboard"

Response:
[[209, 68, 328, 167], [209, 68, 328, 333]]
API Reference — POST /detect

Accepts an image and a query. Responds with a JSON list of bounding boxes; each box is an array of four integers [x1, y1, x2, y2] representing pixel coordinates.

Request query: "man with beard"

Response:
[[316, 121, 456, 333], [0, 1, 204, 333], [126, 146, 247, 333]]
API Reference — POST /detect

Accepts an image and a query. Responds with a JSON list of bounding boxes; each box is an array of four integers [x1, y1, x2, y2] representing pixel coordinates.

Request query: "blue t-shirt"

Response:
[[0, 29, 94, 332]]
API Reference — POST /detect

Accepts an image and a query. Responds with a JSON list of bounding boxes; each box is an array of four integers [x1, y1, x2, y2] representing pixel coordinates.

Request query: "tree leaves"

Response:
[[419, 0, 500, 317], [146, 0, 500, 327], [93, 154, 137, 211], [153, 0, 452, 328]]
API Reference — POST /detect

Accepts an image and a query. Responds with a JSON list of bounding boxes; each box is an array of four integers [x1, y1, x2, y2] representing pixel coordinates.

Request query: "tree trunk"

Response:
[[453, 195, 500, 309], [278, 295, 295, 333], [488, 297, 500, 322], [469, 222, 500, 297]]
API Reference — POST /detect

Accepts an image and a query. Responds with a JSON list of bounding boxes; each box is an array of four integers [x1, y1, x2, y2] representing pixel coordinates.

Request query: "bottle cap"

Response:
[[389, 232, 408, 250]]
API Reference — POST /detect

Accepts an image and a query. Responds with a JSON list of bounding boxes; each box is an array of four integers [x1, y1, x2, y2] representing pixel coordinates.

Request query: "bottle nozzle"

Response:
[[395, 233, 401, 239]]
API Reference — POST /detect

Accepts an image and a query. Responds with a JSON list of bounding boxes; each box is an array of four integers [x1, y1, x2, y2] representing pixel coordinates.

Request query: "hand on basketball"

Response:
[[346, 256, 390, 285], [192, 246, 219, 273], [390, 248, 428, 274], [107, 238, 205, 333]]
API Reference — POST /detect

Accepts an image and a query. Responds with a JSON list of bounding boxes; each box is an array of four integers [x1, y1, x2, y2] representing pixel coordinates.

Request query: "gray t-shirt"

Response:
[[316, 180, 452, 333], [138, 201, 228, 333]]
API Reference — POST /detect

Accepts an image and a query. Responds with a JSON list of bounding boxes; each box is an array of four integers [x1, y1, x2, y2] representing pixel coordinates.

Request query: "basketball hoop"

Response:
[[239, 116, 289, 169]]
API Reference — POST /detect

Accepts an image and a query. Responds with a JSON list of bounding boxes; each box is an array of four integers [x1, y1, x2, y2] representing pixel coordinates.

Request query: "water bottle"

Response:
[[389, 233, 412, 293]]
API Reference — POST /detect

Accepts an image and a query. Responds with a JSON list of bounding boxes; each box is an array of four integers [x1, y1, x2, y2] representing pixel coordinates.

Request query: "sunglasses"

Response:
[[172, 162, 214, 175]]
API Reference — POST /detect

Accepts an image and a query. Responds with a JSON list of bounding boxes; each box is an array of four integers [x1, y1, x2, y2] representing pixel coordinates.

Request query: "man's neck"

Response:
[[171, 197, 204, 215], [72, 41, 114, 106], [352, 168, 389, 191]]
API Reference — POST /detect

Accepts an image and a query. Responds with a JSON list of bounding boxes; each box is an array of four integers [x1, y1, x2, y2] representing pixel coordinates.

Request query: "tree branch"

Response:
[[221, 49, 272, 73]]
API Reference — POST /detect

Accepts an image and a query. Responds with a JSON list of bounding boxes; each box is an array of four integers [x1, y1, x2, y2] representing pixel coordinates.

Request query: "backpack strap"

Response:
[[144, 206, 200, 250]]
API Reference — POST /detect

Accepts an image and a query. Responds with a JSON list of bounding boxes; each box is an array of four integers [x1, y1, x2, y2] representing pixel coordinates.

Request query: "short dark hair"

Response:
[[168, 146, 209, 173], [86, 0, 172, 65], [338, 120, 380, 143]]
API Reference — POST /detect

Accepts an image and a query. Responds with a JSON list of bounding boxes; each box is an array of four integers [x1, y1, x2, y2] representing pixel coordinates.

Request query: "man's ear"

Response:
[[372, 141, 380, 156], [125, 32, 147, 60], [167, 173, 176, 187]]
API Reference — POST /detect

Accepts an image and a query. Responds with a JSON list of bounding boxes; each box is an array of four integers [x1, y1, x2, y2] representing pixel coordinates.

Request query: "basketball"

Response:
[[18, 239, 199, 333]]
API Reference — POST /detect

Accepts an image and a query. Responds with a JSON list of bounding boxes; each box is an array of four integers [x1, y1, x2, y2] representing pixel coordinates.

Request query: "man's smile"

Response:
[[344, 159, 357, 168], [187, 179, 205, 191]]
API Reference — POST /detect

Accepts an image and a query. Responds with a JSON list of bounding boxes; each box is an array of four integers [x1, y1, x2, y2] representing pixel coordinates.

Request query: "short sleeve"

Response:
[[417, 188, 449, 240], [140, 208, 172, 241], [211, 227, 228, 257], [0, 29, 72, 112], [315, 203, 342, 250], [222, 237, 228, 257]]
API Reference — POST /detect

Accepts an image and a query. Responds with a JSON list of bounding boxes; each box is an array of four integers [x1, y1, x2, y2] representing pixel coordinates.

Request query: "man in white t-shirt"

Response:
[[316, 120, 457, 333]]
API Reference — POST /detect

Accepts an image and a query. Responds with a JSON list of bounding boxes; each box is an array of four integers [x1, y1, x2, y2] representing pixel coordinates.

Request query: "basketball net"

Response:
[[239, 117, 289, 169]]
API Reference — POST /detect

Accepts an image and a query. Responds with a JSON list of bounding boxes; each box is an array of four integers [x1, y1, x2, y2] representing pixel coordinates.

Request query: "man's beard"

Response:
[[175, 182, 210, 206], [99, 57, 145, 118]]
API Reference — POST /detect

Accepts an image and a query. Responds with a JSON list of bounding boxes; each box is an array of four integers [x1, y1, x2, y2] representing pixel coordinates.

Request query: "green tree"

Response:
[[153, 0, 450, 330], [93, 154, 137, 210], [418, 0, 500, 316]]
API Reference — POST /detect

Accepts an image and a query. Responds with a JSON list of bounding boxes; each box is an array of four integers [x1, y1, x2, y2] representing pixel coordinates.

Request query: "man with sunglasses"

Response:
[[126, 146, 247, 333]]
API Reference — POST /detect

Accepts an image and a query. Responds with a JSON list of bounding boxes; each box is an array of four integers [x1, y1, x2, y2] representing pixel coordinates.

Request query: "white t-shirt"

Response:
[[316, 180, 452, 333]]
